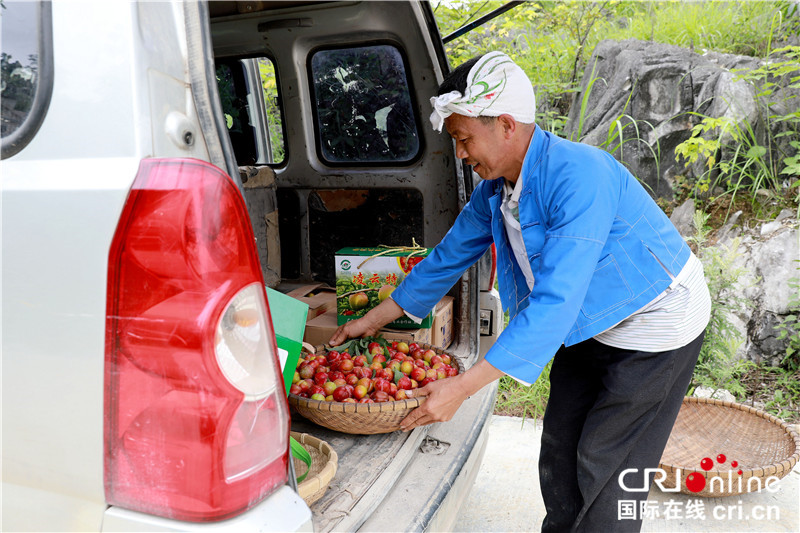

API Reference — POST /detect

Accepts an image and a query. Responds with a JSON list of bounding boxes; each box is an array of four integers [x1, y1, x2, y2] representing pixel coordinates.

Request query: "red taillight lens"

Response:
[[104, 159, 289, 522]]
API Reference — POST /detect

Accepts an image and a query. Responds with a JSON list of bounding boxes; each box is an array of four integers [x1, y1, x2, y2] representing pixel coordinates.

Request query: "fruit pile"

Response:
[[289, 337, 459, 403]]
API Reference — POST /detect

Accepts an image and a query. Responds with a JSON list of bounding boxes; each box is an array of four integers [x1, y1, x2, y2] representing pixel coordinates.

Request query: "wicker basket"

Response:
[[658, 397, 800, 497], [288, 342, 464, 435], [291, 432, 338, 506]]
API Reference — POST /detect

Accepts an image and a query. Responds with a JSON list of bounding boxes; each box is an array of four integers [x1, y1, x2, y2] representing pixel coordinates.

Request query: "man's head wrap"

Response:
[[429, 51, 536, 132]]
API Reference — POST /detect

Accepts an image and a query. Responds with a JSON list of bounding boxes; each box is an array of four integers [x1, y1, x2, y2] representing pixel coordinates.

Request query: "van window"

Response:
[[216, 56, 285, 166], [1, 1, 53, 159], [310, 44, 420, 165]]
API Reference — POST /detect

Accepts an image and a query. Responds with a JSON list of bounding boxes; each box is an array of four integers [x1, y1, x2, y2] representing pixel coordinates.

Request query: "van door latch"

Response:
[[479, 309, 493, 336]]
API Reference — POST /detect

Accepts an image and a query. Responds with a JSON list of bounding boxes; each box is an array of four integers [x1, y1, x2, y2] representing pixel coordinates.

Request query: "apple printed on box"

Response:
[[335, 246, 432, 328]]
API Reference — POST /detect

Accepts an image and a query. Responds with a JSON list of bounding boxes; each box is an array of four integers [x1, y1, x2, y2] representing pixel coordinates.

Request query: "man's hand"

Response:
[[329, 317, 379, 347], [399, 375, 470, 431], [399, 358, 505, 431], [329, 297, 406, 346]]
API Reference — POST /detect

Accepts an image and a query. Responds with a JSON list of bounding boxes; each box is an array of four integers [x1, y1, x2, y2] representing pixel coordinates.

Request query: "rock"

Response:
[[716, 210, 743, 244], [669, 199, 696, 238], [775, 208, 795, 223], [565, 39, 799, 199], [758, 208, 796, 237], [693, 386, 737, 403], [747, 310, 790, 365], [728, 311, 752, 360], [747, 227, 799, 313], [760, 219, 783, 236], [711, 220, 800, 364]]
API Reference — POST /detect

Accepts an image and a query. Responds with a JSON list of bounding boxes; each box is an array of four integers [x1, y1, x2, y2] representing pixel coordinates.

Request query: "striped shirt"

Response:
[[502, 177, 711, 353], [593, 252, 710, 351]]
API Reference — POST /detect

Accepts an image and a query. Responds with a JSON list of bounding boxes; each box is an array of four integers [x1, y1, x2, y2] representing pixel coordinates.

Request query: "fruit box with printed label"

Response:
[[335, 246, 432, 328]]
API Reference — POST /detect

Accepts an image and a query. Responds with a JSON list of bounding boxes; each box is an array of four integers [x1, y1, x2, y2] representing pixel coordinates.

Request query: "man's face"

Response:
[[444, 114, 511, 181]]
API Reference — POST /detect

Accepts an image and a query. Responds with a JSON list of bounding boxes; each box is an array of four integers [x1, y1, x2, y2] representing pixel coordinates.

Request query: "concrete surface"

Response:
[[453, 415, 800, 532]]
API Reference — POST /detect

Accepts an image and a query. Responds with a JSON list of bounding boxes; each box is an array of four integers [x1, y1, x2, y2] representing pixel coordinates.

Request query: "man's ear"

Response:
[[498, 114, 517, 138]]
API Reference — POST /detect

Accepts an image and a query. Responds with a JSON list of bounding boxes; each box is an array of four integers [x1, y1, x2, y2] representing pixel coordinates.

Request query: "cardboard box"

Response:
[[335, 246, 431, 328], [265, 287, 309, 393], [379, 325, 432, 345], [431, 296, 454, 349], [285, 282, 336, 320], [303, 309, 339, 348], [304, 295, 449, 351]]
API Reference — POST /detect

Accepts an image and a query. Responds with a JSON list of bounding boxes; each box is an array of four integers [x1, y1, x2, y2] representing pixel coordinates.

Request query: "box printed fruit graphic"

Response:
[[335, 245, 432, 328]]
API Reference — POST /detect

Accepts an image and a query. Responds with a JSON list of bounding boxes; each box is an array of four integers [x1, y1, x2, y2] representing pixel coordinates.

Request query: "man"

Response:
[[330, 51, 710, 532]]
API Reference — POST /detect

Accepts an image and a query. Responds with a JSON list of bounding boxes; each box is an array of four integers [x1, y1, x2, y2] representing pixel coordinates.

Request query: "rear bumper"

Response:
[[101, 485, 313, 532], [357, 380, 498, 532]]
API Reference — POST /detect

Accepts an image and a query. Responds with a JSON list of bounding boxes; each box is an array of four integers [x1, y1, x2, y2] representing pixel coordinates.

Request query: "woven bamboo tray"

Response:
[[291, 432, 338, 506], [288, 341, 463, 435], [658, 397, 800, 497]]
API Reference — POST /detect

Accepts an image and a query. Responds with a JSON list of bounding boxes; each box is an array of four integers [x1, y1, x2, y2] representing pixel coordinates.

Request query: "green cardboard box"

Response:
[[335, 246, 432, 329], [266, 287, 308, 394]]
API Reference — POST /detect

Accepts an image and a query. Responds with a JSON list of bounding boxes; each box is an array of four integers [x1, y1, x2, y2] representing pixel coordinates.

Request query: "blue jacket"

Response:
[[392, 126, 691, 383]]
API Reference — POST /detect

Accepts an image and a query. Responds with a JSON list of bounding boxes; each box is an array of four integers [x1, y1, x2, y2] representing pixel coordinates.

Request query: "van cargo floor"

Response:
[[290, 382, 498, 532]]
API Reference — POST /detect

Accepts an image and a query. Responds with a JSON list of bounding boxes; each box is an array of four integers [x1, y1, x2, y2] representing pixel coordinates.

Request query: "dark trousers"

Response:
[[539, 332, 705, 533]]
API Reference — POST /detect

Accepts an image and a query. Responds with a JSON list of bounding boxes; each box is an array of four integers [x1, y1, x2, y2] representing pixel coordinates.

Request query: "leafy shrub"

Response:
[[673, 45, 800, 215], [690, 211, 755, 398], [775, 268, 800, 370]]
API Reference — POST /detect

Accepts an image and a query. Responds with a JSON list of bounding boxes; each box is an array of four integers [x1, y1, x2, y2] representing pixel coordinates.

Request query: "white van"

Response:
[[1, 1, 504, 531]]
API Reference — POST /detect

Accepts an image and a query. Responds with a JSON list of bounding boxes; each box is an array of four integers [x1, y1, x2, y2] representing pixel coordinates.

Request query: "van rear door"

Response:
[[208, 1, 501, 530]]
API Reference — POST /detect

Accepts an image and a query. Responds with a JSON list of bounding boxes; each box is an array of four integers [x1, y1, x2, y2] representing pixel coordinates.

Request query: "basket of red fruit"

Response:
[[287, 336, 463, 434]]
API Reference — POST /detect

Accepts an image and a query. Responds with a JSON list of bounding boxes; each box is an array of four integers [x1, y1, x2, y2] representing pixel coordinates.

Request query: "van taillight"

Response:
[[104, 159, 289, 521]]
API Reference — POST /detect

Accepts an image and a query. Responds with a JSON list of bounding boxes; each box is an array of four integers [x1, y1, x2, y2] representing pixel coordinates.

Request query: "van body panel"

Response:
[[1, 1, 503, 530]]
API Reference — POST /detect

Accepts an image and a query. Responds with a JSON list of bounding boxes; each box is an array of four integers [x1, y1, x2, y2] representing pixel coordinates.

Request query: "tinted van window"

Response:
[[1, 1, 52, 158], [311, 45, 420, 164], [217, 57, 286, 166]]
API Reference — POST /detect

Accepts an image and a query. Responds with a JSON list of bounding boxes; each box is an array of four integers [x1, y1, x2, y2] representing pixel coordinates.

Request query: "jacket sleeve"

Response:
[[484, 147, 622, 383], [390, 180, 496, 318]]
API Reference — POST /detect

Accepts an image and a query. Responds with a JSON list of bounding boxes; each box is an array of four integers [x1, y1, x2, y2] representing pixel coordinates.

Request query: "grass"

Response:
[[664, 174, 797, 232], [738, 365, 800, 423], [493, 364, 800, 424], [601, 1, 798, 58], [494, 362, 551, 421]]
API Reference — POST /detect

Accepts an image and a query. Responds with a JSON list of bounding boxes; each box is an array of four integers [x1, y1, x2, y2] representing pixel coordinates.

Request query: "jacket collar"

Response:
[[520, 125, 547, 189]]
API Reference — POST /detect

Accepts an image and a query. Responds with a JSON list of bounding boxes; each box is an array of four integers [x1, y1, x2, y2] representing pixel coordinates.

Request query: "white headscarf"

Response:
[[430, 51, 536, 132]]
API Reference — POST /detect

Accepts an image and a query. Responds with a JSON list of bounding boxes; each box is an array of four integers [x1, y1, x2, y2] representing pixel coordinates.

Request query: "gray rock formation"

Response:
[[564, 39, 799, 200], [669, 199, 696, 238], [714, 212, 799, 366]]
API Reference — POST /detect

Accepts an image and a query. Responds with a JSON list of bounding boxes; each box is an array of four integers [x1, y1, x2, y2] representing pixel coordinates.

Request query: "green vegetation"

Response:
[[775, 267, 800, 371], [1, 52, 37, 137], [687, 212, 754, 399], [432, 1, 800, 422], [739, 365, 800, 422], [673, 45, 800, 218], [257, 59, 286, 164], [433, 1, 799, 118], [434, 1, 800, 214], [495, 363, 551, 420]]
